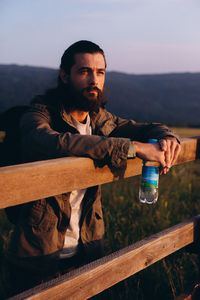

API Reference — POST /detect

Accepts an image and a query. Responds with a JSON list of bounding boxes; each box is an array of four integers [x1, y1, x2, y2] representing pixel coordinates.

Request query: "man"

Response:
[[6, 40, 180, 295]]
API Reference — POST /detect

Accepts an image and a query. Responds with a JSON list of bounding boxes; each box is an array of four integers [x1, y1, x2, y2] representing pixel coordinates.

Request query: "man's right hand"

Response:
[[134, 140, 180, 174], [134, 141, 166, 166]]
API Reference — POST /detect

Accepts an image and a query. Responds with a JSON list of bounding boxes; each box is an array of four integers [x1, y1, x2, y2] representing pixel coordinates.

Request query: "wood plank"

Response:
[[0, 156, 142, 209], [13, 216, 199, 300], [0, 137, 199, 209], [175, 137, 199, 164]]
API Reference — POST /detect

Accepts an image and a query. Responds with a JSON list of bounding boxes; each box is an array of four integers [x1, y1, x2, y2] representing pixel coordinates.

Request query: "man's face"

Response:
[[60, 52, 106, 112], [69, 52, 106, 101]]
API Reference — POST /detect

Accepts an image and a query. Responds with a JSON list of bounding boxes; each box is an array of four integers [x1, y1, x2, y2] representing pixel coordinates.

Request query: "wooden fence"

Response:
[[0, 137, 200, 299]]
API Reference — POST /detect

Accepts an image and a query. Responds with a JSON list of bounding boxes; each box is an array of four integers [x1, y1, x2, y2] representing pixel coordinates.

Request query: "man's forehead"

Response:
[[73, 52, 106, 69]]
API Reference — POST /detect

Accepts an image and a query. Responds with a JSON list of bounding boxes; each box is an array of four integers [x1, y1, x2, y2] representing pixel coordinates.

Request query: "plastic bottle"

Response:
[[139, 139, 159, 204]]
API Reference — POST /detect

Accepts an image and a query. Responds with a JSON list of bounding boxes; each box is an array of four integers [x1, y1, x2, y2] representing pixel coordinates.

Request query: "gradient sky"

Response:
[[1, 0, 200, 74]]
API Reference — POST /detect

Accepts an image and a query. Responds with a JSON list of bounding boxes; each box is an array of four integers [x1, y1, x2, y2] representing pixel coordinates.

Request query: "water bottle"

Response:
[[139, 139, 159, 204]]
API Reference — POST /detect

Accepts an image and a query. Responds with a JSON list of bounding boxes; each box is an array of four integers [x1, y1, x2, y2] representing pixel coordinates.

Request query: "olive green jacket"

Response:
[[8, 95, 178, 264]]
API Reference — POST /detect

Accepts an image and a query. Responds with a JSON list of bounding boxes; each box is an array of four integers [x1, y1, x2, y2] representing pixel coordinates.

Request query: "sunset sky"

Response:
[[1, 0, 200, 74]]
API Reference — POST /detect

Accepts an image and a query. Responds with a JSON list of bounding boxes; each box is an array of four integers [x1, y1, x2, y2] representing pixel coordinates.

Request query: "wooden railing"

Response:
[[1, 137, 200, 299]]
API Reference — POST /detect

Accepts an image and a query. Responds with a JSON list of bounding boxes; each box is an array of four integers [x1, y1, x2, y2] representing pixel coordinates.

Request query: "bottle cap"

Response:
[[148, 138, 158, 143]]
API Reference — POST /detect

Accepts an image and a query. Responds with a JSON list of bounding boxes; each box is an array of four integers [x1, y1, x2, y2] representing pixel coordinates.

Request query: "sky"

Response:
[[0, 0, 200, 74]]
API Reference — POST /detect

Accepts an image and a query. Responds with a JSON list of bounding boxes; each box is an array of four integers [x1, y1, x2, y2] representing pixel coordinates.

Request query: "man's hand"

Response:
[[134, 137, 181, 174], [158, 137, 181, 174]]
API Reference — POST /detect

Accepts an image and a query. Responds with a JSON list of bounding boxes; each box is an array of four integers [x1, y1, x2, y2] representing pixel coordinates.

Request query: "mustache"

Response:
[[82, 86, 101, 93]]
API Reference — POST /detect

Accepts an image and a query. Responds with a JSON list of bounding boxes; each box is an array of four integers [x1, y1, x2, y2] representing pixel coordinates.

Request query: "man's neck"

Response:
[[70, 110, 89, 123]]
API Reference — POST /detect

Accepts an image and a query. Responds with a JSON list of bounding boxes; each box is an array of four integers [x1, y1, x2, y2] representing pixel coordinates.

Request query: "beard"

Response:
[[61, 81, 105, 113]]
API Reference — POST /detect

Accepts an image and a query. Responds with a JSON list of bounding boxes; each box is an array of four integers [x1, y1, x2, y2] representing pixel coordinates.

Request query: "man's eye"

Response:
[[98, 71, 105, 75], [80, 70, 88, 74]]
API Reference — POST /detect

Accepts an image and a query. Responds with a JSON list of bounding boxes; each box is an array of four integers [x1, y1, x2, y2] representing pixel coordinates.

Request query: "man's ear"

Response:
[[59, 69, 69, 84]]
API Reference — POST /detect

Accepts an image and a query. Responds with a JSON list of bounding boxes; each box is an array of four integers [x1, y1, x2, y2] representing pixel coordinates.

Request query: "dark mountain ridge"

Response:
[[1, 64, 200, 125]]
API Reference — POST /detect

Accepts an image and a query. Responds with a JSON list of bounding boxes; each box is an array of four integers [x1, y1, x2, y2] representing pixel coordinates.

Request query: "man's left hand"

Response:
[[159, 137, 181, 174]]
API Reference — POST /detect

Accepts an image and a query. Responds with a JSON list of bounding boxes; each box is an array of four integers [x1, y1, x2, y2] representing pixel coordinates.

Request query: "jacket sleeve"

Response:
[[105, 111, 180, 142], [19, 107, 130, 170]]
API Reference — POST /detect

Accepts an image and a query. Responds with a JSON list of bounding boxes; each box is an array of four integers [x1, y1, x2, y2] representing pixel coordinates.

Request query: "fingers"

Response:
[[165, 140, 171, 168], [159, 151, 167, 170], [167, 139, 181, 166], [171, 142, 181, 165], [159, 139, 167, 151], [159, 166, 170, 175], [159, 138, 181, 173], [159, 139, 171, 168], [157, 139, 169, 173]]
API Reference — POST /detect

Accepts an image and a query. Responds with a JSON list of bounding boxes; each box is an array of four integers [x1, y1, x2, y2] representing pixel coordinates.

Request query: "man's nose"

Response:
[[89, 72, 98, 86]]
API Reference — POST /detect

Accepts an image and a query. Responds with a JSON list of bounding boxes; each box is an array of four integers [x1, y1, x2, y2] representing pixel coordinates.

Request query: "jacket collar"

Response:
[[61, 107, 98, 132]]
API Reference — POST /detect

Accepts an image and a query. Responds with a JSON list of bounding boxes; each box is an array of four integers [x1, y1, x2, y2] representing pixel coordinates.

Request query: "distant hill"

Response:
[[0, 64, 200, 125], [0, 64, 57, 112]]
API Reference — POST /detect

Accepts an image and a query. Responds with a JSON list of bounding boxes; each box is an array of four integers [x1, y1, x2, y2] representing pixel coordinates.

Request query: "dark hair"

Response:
[[60, 40, 106, 74]]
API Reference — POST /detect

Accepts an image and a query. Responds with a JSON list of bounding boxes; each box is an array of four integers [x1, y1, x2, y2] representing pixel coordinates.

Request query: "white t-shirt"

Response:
[[59, 114, 91, 259]]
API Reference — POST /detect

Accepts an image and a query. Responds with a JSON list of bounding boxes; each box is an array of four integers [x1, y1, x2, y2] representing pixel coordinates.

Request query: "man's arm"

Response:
[[108, 111, 180, 142], [106, 110, 181, 172], [20, 108, 131, 172], [20, 106, 180, 175]]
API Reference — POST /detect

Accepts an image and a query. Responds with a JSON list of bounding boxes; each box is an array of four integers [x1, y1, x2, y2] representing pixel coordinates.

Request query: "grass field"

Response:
[[0, 128, 200, 299], [170, 127, 200, 138]]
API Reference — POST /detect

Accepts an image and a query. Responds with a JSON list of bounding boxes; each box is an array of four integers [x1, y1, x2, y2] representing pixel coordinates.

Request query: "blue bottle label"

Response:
[[141, 165, 159, 188]]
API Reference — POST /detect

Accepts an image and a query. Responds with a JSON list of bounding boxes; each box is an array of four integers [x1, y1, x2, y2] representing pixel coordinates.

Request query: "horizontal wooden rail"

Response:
[[0, 137, 200, 210], [12, 215, 200, 300]]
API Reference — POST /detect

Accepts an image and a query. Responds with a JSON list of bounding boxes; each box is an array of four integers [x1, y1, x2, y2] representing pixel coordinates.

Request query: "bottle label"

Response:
[[141, 166, 159, 188]]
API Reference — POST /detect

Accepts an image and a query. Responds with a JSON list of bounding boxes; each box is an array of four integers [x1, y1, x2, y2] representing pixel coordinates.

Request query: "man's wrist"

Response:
[[128, 141, 136, 158]]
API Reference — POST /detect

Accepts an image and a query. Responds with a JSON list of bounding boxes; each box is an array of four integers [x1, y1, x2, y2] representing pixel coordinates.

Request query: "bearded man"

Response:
[[6, 40, 180, 296]]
